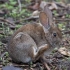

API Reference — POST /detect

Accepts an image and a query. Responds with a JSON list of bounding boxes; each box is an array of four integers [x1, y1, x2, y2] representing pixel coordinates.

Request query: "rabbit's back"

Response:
[[13, 23, 47, 46]]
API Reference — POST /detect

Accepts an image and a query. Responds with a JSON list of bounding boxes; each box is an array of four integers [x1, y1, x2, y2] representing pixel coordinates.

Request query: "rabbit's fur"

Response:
[[7, 6, 62, 63]]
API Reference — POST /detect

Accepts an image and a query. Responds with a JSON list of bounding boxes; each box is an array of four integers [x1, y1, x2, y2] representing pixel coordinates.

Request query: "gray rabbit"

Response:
[[7, 5, 62, 63]]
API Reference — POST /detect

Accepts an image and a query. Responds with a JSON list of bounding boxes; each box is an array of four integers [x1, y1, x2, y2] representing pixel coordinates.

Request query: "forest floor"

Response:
[[0, 0, 70, 70]]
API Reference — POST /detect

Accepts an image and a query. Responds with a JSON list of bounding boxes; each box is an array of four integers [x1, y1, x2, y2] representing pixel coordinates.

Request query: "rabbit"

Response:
[[7, 5, 62, 63]]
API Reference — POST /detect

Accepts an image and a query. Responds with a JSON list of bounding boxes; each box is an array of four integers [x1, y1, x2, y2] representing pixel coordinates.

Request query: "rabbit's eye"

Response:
[[53, 33, 56, 37]]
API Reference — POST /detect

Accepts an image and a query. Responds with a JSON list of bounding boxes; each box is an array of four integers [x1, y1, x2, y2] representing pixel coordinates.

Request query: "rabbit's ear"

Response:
[[44, 5, 54, 26], [39, 12, 50, 30]]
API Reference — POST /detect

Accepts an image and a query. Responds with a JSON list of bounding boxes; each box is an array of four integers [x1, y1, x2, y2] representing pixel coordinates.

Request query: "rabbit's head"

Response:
[[39, 5, 62, 48]]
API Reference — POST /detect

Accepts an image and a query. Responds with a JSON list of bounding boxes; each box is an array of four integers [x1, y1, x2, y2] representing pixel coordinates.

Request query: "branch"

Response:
[[18, 0, 22, 12], [54, 18, 70, 21], [0, 18, 15, 26]]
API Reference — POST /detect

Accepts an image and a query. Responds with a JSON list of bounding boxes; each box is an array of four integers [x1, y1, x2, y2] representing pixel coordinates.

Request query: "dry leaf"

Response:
[[58, 47, 70, 56]]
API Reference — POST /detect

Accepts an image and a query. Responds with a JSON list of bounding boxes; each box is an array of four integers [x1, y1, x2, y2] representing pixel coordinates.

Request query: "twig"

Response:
[[18, 0, 22, 12], [63, 31, 70, 34], [16, 16, 39, 23], [0, 18, 15, 26], [43, 62, 51, 70], [22, 2, 35, 9], [13, 64, 29, 67]]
